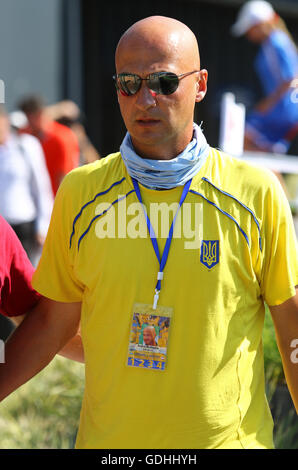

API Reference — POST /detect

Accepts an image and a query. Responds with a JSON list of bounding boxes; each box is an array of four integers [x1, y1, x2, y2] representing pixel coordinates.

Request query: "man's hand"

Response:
[[269, 287, 298, 414], [0, 296, 81, 402]]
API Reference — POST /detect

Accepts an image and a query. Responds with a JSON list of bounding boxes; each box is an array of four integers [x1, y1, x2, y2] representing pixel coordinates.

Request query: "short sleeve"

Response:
[[0, 217, 40, 316], [260, 172, 298, 306], [32, 172, 84, 302]]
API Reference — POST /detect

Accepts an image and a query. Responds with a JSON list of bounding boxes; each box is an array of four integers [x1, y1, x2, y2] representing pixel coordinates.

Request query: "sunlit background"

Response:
[[0, 0, 297, 449]]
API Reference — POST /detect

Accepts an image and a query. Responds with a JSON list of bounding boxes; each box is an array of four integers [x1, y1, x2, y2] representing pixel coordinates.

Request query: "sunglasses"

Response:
[[113, 70, 199, 96]]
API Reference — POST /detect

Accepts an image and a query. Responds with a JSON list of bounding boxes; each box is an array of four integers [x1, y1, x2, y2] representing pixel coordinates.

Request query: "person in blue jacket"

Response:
[[231, 1, 298, 154]]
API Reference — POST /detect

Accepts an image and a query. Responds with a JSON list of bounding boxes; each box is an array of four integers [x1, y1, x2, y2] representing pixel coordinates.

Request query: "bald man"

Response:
[[0, 16, 297, 450]]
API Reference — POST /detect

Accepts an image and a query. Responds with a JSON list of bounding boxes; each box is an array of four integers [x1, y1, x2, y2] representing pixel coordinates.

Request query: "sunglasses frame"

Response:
[[113, 70, 200, 96]]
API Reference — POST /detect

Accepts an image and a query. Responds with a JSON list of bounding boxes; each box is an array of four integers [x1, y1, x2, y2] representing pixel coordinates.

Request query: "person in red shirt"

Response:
[[0, 215, 83, 362], [0, 215, 39, 319], [18, 95, 80, 195]]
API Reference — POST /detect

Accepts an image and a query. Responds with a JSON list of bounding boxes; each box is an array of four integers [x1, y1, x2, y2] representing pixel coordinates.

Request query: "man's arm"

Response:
[[58, 326, 84, 363], [269, 287, 298, 413], [0, 296, 81, 402], [255, 79, 293, 114], [9, 315, 25, 326], [10, 312, 84, 363]]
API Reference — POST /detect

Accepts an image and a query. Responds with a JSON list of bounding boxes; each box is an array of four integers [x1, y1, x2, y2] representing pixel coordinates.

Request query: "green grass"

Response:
[[272, 408, 298, 449], [0, 356, 84, 449]]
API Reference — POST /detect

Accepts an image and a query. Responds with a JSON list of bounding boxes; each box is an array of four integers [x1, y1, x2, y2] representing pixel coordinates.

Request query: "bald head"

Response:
[[143, 326, 156, 335], [114, 16, 208, 161], [116, 16, 200, 72]]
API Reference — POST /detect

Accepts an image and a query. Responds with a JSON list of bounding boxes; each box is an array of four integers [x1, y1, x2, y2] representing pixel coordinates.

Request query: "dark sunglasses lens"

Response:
[[150, 73, 179, 95], [119, 74, 141, 95]]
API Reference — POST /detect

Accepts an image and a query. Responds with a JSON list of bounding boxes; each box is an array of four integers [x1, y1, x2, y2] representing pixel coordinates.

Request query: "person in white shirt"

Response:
[[0, 105, 53, 265]]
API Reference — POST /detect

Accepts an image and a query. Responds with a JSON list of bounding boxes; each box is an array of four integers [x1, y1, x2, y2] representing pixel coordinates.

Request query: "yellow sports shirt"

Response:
[[32, 148, 298, 449]]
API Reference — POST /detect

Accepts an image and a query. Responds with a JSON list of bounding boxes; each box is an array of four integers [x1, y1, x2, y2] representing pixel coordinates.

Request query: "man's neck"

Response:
[[131, 131, 194, 161]]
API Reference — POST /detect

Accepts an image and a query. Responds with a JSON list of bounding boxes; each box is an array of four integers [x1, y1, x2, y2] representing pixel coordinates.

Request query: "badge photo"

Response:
[[127, 303, 173, 371]]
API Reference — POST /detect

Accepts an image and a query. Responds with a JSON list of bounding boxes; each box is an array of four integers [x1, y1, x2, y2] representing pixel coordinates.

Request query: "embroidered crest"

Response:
[[200, 240, 219, 269]]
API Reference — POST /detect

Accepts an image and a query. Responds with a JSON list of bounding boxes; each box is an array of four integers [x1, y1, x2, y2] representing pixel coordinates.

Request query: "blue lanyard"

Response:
[[132, 177, 192, 309]]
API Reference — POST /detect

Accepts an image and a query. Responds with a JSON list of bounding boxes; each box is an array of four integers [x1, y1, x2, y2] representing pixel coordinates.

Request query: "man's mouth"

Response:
[[136, 118, 160, 126]]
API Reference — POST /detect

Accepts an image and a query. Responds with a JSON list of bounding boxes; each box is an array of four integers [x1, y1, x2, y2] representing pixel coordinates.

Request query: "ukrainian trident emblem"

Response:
[[200, 240, 219, 269]]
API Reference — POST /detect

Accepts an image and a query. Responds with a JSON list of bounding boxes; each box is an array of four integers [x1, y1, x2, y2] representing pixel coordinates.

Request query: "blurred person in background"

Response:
[[0, 105, 53, 266], [46, 100, 100, 165], [18, 95, 80, 195], [231, 0, 298, 154]]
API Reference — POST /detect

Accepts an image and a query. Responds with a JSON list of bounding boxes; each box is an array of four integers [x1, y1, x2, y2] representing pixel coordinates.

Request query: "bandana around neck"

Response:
[[120, 122, 210, 190]]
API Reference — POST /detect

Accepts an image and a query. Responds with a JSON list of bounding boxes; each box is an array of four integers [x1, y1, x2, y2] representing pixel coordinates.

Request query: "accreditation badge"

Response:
[[127, 303, 173, 371]]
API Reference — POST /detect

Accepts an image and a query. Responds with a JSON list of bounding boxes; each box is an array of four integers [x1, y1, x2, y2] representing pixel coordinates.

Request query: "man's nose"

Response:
[[135, 82, 157, 110]]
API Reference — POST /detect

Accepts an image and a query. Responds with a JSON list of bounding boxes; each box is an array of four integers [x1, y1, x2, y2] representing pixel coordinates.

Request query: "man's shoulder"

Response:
[[18, 132, 43, 155], [65, 151, 122, 179], [18, 131, 38, 145], [202, 148, 283, 206], [55, 152, 126, 248], [269, 29, 294, 50], [59, 152, 125, 197], [208, 148, 277, 184]]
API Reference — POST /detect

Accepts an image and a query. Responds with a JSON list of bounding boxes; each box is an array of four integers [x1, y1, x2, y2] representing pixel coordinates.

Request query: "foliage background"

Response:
[[0, 356, 84, 449]]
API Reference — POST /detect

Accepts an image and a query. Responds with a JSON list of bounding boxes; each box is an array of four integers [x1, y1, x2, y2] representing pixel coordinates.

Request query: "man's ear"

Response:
[[195, 69, 208, 103]]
